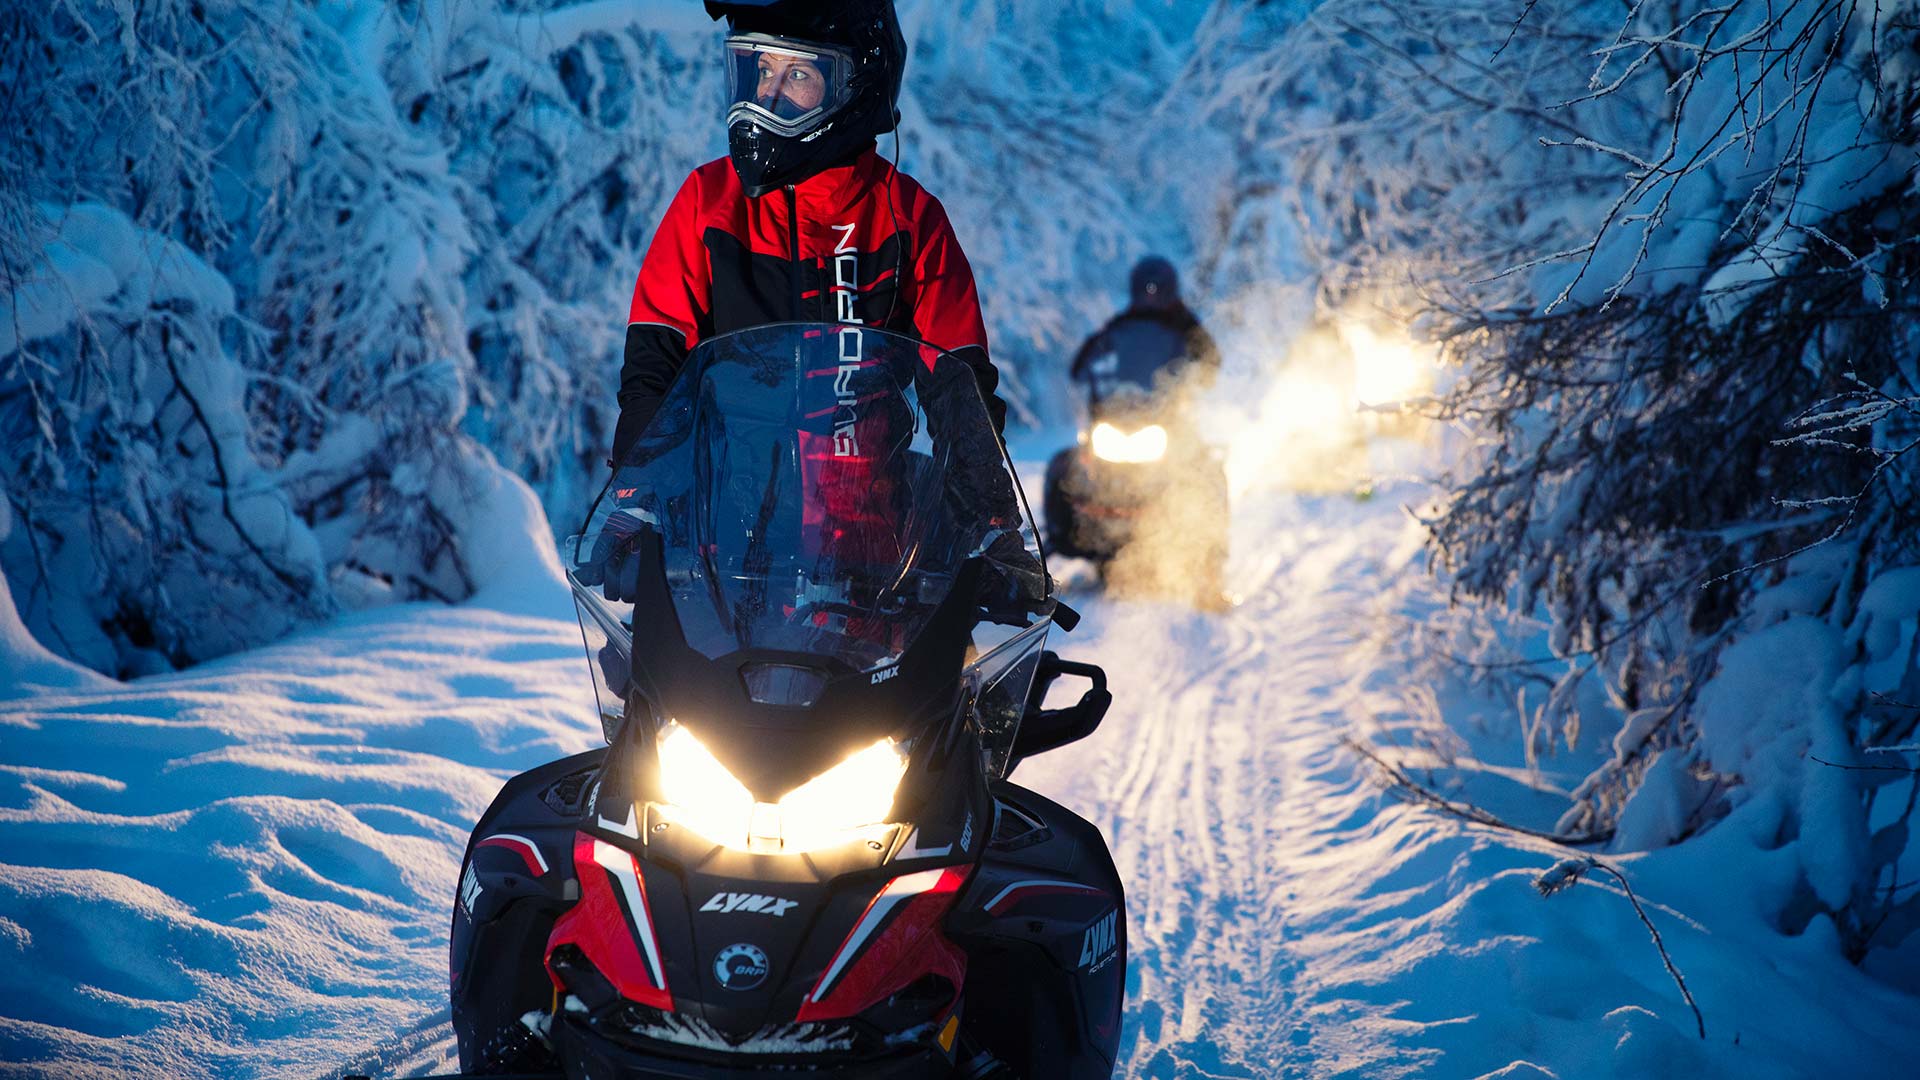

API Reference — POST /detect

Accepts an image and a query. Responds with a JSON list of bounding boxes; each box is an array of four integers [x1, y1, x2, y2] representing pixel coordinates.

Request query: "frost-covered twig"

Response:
[[1869, 691, 1920, 714], [1342, 737, 1613, 845], [1533, 856, 1707, 1039], [1810, 755, 1920, 774]]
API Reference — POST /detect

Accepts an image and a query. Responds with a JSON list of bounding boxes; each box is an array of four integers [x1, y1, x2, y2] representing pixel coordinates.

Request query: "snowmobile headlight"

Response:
[[776, 738, 909, 853], [656, 722, 907, 855], [657, 722, 756, 849], [1090, 422, 1168, 464]]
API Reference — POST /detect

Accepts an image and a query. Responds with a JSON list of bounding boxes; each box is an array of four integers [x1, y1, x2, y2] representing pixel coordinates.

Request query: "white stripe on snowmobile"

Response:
[[477, 833, 549, 875], [983, 879, 1105, 914], [810, 867, 947, 1003], [593, 838, 667, 991]]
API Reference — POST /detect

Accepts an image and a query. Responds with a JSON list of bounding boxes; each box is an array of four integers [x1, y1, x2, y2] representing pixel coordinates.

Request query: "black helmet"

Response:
[[705, 0, 906, 197], [1130, 256, 1179, 310]]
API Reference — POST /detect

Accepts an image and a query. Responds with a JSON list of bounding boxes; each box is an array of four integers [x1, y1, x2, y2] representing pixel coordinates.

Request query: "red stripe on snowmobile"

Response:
[[795, 865, 969, 1022], [983, 879, 1107, 916], [545, 832, 672, 1010], [476, 833, 549, 877]]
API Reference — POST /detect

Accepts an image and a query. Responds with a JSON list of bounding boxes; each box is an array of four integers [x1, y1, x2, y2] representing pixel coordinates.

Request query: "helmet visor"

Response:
[[725, 33, 856, 138]]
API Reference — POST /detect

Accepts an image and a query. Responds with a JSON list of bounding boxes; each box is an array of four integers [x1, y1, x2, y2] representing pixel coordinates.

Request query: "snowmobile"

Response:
[[446, 324, 1126, 1079], [1042, 371, 1229, 608]]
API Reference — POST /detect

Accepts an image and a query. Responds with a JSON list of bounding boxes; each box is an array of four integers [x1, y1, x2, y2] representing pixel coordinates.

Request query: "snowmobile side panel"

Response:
[[948, 782, 1127, 1080], [453, 751, 605, 1073]]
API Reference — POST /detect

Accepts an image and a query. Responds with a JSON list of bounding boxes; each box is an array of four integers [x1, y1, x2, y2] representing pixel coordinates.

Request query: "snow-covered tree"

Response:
[[1, 0, 1214, 675], [1211, 0, 1920, 958]]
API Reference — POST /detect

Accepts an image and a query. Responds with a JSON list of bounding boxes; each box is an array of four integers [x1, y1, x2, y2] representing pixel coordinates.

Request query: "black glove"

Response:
[[577, 507, 657, 603], [977, 527, 1049, 625]]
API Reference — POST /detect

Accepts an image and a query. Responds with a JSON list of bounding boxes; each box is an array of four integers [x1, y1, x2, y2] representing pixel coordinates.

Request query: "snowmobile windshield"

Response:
[[724, 33, 857, 138], [571, 323, 1044, 676]]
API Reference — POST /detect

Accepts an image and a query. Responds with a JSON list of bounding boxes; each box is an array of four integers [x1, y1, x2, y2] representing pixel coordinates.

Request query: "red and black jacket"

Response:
[[615, 148, 1004, 463]]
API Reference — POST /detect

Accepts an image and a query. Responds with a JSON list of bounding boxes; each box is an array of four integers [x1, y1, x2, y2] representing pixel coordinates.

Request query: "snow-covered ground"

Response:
[[4, 474, 1919, 1078]]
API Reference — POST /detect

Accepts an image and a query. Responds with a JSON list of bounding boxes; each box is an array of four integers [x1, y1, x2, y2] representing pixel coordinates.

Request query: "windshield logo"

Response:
[[714, 943, 770, 991], [832, 222, 863, 458], [701, 892, 799, 917]]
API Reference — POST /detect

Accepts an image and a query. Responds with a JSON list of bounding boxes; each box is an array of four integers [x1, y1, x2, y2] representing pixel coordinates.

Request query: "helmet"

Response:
[[1130, 256, 1180, 310], [705, 0, 907, 197]]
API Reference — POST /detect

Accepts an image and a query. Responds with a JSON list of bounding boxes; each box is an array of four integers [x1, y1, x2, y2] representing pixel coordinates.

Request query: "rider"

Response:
[[601, 0, 1041, 618], [615, 0, 1002, 460], [1070, 256, 1220, 406], [1045, 257, 1221, 567]]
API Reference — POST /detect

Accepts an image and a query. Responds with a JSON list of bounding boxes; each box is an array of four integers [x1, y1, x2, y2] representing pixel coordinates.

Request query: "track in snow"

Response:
[[1018, 492, 1414, 1078]]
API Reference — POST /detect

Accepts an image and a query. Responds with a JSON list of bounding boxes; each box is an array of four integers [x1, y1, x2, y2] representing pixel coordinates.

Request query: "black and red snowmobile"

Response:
[[1043, 359, 1229, 609], [447, 324, 1126, 1079]]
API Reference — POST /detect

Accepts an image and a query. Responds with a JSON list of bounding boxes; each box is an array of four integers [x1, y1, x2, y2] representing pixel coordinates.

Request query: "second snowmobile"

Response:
[[448, 323, 1126, 1079], [1043, 385, 1229, 608]]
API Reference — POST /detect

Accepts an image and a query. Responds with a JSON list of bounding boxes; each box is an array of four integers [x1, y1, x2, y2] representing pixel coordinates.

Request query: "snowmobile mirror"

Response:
[[913, 570, 953, 606], [1008, 651, 1110, 773], [1051, 599, 1082, 632]]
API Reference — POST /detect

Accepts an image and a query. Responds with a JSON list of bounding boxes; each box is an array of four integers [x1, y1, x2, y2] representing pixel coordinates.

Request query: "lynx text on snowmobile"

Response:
[[1042, 351, 1229, 605], [449, 324, 1126, 1079]]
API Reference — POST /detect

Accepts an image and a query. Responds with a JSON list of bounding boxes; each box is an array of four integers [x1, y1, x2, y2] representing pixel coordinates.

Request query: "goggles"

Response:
[[724, 32, 857, 138]]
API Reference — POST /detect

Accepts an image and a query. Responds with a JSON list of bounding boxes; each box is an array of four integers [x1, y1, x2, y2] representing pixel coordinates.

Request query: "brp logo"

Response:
[[713, 943, 770, 991]]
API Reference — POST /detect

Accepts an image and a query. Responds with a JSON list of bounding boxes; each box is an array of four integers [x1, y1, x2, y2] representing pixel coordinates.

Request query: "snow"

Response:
[[4, 472, 1917, 1078], [5, 0, 1919, 1075], [0, 495, 113, 701], [0, 203, 237, 357]]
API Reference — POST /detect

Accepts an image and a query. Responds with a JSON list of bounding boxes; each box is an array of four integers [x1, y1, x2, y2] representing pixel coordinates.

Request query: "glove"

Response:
[[976, 527, 1049, 625], [577, 507, 658, 603]]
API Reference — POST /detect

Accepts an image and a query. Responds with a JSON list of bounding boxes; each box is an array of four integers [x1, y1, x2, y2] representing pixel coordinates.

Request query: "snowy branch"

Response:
[[1532, 856, 1707, 1039]]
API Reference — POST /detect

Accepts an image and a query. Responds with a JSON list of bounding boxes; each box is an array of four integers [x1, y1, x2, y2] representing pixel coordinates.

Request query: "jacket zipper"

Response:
[[784, 185, 803, 321]]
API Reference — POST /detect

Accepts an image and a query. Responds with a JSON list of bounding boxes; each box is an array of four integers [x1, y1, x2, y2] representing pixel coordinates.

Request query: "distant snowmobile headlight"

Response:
[[655, 723, 906, 854], [1090, 421, 1168, 464]]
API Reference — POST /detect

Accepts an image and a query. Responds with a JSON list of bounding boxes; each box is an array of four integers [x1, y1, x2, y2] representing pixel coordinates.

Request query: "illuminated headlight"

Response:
[[1343, 322, 1436, 407], [1090, 422, 1168, 464], [656, 721, 907, 854], [657, 722, 757, 849]]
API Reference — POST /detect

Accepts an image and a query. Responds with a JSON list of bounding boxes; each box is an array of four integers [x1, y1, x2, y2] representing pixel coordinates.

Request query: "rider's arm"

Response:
[[1069, 327, 1109, 382], [907, 194, 1007, 434], [1185, 319, 1223, 385], [615, 171, 712, 465]]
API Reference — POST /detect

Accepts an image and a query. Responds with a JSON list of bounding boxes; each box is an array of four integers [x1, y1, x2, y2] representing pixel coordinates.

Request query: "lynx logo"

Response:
[[870, 664, 900, 686], [832, 222, 864, 458], [713, 943, 770, 991], [1078, 910, 1118, 970], [701, 892, 799, 918], [459, 864, 482, 918]]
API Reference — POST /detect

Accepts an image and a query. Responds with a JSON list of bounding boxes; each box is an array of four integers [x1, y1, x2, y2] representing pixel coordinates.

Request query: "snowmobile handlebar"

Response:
[[1009, 651, 1111, 773]]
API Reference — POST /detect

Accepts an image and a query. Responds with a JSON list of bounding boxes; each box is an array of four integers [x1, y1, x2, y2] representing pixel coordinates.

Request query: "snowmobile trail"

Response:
[[1026, 489, 1920, 1080], [1018, 492, 1409, 1079]]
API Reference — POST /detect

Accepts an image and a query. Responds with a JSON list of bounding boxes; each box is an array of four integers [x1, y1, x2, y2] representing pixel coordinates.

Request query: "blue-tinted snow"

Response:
[[5, 467, 1920, 1077]]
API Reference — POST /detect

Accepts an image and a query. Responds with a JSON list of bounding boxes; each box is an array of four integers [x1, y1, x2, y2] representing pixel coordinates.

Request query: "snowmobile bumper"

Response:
[[550, 1013, 955, 1078]]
